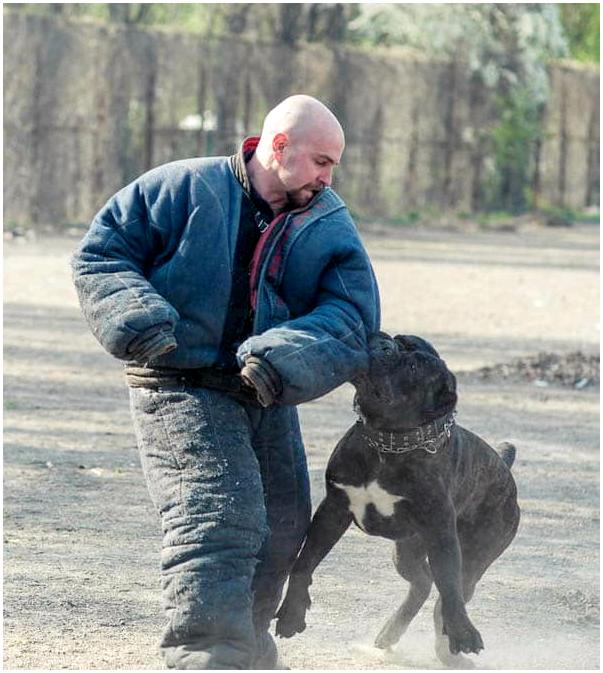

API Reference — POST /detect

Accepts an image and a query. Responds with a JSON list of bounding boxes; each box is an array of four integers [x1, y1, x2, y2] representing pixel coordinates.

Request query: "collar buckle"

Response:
[[423, 441, 439, 455]]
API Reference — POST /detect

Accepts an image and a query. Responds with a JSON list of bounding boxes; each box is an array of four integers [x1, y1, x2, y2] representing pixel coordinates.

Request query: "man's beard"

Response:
[[285, 185, 323, 209]]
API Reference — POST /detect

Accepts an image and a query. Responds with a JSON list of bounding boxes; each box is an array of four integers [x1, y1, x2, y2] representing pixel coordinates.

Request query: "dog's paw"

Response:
[[274, 608, 306, 638], [275, 592, 311, 639], [436, 651, 477, 669], [443, 616, 484, 655], [374, 615, 405, 649]]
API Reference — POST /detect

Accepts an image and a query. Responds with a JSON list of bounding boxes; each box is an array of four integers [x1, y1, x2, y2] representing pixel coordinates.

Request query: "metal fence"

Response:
[[4, 12, 600, 226]]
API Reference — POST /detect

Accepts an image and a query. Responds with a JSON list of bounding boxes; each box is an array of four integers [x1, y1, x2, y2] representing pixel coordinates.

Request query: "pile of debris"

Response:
[[466, 351, 599, 389]]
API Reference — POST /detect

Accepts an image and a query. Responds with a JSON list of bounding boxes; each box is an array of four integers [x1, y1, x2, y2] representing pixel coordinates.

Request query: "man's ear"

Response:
[[272, 133, 288, 161]]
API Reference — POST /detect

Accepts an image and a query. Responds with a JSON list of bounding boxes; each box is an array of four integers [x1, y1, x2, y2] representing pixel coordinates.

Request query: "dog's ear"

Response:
[[424, 370, 457, 419], [394, 335, 440, 359]]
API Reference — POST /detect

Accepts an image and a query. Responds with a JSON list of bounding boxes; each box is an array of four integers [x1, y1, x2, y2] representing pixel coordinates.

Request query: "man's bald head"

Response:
[[248, 95, 345, 213], [260, 95, 345, 148]]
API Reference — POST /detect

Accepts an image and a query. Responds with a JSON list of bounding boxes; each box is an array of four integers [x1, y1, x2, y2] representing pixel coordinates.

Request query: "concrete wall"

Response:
[[4, 12, 599, 226]]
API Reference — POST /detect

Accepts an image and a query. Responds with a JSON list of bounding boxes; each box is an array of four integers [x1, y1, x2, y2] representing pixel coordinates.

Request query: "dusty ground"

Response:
[[3, 222, 600, 670]]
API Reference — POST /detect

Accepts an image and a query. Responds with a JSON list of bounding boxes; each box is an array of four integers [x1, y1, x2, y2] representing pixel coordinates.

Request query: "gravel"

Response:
[[461, 351, 600, 388]]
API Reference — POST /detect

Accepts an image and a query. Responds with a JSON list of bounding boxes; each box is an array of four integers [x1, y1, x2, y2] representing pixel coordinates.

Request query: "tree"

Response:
[[349, 5, 568, 101], [7, 3, 359, 46], [242, 4, 356, 46], [349, 4, 572, 212], [107, 4, 152, 25], [559, 3, 600, 63]]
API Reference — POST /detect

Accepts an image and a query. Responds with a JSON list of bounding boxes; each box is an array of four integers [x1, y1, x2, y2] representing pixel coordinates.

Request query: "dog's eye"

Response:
[[379, 344, 396, 358]]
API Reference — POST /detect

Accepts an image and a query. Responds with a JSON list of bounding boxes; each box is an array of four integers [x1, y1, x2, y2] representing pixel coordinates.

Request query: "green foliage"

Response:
[[383, 211, 423, 227], [485, 89, 543, 213], [539, 205, 600, 225], [8, 3, 596, 216], [12, 4, 594, 68], [348, 5, 575, 214], [6, 3, 358, 42], [559, 4, 600, 63], [473, 211, 519, 230], [9, 3, 219, 32], [348, 4, 568, 100]]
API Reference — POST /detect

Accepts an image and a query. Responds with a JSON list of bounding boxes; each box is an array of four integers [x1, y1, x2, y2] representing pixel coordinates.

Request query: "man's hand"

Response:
[[240, 356, 282, 407]]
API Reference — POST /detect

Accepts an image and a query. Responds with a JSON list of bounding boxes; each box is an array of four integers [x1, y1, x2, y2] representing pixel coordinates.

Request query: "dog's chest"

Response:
[[332, 479, 407, 532]]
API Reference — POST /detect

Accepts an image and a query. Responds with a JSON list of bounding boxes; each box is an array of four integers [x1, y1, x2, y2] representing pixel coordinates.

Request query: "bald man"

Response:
[[72, 95, 380, 669]]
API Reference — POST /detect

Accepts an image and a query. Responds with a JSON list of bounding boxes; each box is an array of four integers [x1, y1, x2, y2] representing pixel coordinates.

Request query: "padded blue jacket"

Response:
[[71, 156, 381, 405]]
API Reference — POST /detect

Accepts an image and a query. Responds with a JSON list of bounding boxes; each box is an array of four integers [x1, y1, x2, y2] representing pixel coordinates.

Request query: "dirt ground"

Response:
[[3, 222, 599, 670]]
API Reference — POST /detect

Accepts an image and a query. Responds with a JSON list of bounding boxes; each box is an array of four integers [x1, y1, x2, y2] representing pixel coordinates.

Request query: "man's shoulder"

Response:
[[141, 156, 233, 183], [314, 187, 346, 210], [307, 188, 356, 230], [105, 156, 241, 213]]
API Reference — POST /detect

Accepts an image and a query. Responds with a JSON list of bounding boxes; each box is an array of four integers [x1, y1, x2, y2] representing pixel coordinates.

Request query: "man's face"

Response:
[[274, 131, 344, 209]]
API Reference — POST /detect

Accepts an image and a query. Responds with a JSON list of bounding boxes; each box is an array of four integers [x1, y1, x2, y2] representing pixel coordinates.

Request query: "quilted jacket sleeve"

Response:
[[71, 165, 187, 362], [237, 219, 381, 406]]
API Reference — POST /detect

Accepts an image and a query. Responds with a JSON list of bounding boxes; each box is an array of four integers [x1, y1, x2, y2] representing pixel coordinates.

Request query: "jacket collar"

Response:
[[230, 136, 346, 221], [230, 136, 276, 221], [230, 136, 260, 196]]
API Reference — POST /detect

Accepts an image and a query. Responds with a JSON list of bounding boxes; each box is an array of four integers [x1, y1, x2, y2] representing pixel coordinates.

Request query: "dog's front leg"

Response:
[[275, 488, 352, 638], [418, 500, 484, 656]]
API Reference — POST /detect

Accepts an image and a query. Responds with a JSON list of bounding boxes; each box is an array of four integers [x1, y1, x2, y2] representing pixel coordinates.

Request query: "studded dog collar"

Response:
[[357, 412, 456, 455]]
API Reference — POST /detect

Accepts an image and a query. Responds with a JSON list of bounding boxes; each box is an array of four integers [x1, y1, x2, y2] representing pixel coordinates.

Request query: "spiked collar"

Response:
[[357, 412, 456, 455]]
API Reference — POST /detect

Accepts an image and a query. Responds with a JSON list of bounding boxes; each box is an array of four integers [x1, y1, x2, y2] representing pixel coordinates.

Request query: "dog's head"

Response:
[[353, 332, 457, 430]]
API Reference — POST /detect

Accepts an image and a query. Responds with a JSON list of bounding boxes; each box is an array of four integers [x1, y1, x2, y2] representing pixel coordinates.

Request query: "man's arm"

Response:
[[71, 164, 190, 362], [237, 223, 380, 405]]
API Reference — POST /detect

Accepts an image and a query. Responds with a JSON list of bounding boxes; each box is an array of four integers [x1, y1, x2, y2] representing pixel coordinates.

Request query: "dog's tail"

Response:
[[497, 441, 517, 469]]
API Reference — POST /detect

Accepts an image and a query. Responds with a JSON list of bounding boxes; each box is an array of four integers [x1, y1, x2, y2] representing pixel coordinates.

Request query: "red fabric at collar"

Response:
[[243, 136, 260, 156], [249, 212, 287, 310], [244, 134, 273, 310]]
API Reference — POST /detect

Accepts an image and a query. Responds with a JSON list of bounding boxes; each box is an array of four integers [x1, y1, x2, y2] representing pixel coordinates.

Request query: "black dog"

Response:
[[275, 333, 520, 667]]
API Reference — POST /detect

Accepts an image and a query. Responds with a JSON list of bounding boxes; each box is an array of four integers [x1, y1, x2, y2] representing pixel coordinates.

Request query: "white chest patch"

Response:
[[332, 480, 406, 530]]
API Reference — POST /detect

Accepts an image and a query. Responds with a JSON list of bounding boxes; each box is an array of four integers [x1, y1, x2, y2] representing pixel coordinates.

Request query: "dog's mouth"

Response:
[[353, 373, 397, 406]]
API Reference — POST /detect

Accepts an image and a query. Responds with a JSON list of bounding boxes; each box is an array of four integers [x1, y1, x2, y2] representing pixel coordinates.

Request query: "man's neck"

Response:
[[246, 153, 288, 216]]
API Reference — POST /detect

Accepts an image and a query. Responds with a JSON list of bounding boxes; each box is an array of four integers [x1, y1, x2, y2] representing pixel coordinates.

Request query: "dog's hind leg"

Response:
[[374, 538, 432, 649]]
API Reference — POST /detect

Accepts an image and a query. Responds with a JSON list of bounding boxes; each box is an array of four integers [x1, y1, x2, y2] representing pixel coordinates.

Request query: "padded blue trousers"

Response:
[[129, 385, 311, 669]]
